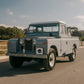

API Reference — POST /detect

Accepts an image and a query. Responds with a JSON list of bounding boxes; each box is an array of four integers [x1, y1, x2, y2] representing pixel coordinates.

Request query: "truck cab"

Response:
[[7, 21, 79, 71]]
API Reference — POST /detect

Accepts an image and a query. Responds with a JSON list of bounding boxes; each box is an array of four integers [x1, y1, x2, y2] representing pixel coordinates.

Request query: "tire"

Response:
[[27, 59, 32, 62], [68, 49, 76, 62], [9, 56, 23, 68], [43, 48, 56, 71]]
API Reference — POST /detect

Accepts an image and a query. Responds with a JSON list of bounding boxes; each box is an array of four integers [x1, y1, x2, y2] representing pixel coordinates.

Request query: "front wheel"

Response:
[[68, 49, 76, 62], [9, 56, 23, 68], [43, 49, 56, 71]]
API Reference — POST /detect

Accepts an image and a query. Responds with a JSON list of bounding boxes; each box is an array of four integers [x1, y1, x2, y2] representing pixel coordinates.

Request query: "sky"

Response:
[[0, 0, 84, 30]]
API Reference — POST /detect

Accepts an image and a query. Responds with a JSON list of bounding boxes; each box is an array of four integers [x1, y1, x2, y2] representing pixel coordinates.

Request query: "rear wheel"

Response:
[[68, 49, 76, 62], [43, 49, 56, 71], [9, 56, 23, 68]]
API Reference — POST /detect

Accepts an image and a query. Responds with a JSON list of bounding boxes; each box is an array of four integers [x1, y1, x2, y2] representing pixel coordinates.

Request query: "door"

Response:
[[59, 24, 68, 55]]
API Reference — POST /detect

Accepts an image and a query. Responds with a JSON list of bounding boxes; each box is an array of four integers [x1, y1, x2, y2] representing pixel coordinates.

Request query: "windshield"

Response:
[[43, 25, 58, 32], [28, 24, 59, 33]]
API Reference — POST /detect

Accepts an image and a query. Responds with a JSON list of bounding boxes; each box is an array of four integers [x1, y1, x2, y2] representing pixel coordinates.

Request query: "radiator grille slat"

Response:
[[25, 40, 32, 51]]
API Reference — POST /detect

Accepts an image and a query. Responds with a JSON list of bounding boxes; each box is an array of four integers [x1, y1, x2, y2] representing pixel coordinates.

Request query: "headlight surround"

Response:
[[20, 39, 24, 45], [36, 48, 43, 54], [33, 39, 36, 45]]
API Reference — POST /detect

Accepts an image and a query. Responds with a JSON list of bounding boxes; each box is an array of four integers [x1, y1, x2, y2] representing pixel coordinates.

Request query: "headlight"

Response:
[[20, 39, 24, 45], [36, 48, 43, 54]]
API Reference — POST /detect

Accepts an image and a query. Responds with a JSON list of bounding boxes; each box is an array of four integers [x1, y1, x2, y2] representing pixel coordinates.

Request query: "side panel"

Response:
[[47, 37, 79, 57], [36, 39, 47, 54], [61, 37, 79, 55], [47, 39, 62, 56], [65, 37, 79, 54], [60, 38, 68, 55], [8, 39, 19, 53]]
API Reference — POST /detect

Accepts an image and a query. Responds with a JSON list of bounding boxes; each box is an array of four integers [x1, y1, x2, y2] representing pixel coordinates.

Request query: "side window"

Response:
[[65, 26, 67, 35], [60, 24, 67, 36], [60, 25, 65, 34]]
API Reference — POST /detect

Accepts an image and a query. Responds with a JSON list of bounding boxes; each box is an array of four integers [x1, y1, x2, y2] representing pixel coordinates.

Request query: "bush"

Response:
[[0, 26, 25, 40], [80, 36, 84, 41]]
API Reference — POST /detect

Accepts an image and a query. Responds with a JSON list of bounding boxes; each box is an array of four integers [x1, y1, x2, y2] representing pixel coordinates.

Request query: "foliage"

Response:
[[80, 36, 84, 41], [71, 30, 81, 37], [0, 26, 25, 40], [67, 27, 84, 41], [71, 30, 84, 41]]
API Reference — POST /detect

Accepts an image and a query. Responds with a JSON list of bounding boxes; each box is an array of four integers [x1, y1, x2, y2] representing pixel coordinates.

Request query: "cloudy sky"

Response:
[[0, 0, 84, 30]]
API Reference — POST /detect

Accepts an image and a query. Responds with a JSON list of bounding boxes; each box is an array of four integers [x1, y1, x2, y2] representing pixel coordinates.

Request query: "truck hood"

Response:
[[25, 36, 55, 40]]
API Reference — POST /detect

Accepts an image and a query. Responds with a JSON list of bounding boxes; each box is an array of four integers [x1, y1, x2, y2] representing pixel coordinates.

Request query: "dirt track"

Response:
[[0, 47, 84, 84]]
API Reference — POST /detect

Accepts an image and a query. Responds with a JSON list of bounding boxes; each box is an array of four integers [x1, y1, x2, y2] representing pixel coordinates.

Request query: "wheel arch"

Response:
[[73, 44, 77, 49], [50, 45, 58, 56]]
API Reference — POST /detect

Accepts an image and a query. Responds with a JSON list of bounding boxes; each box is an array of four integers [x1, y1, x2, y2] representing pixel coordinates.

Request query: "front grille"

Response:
[[25, 39, 32, 51]]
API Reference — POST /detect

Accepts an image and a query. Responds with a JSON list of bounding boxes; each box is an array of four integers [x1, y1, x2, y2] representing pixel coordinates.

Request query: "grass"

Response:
[[0, 40, 8, 56]]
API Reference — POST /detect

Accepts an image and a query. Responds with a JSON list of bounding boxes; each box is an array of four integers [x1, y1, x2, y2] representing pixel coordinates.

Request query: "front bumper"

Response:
[[6, 53, 47, 59]]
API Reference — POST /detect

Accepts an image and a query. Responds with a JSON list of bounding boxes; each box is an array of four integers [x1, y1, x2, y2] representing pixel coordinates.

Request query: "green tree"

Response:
[[0, 26, 25, 40]]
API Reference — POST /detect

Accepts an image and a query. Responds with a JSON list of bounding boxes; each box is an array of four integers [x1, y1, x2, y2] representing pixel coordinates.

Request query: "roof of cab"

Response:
[[29, 21, 65, 26]]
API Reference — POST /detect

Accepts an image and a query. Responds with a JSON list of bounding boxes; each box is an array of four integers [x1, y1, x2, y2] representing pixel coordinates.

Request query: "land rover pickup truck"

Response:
[[7, 21, 79, 71]]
